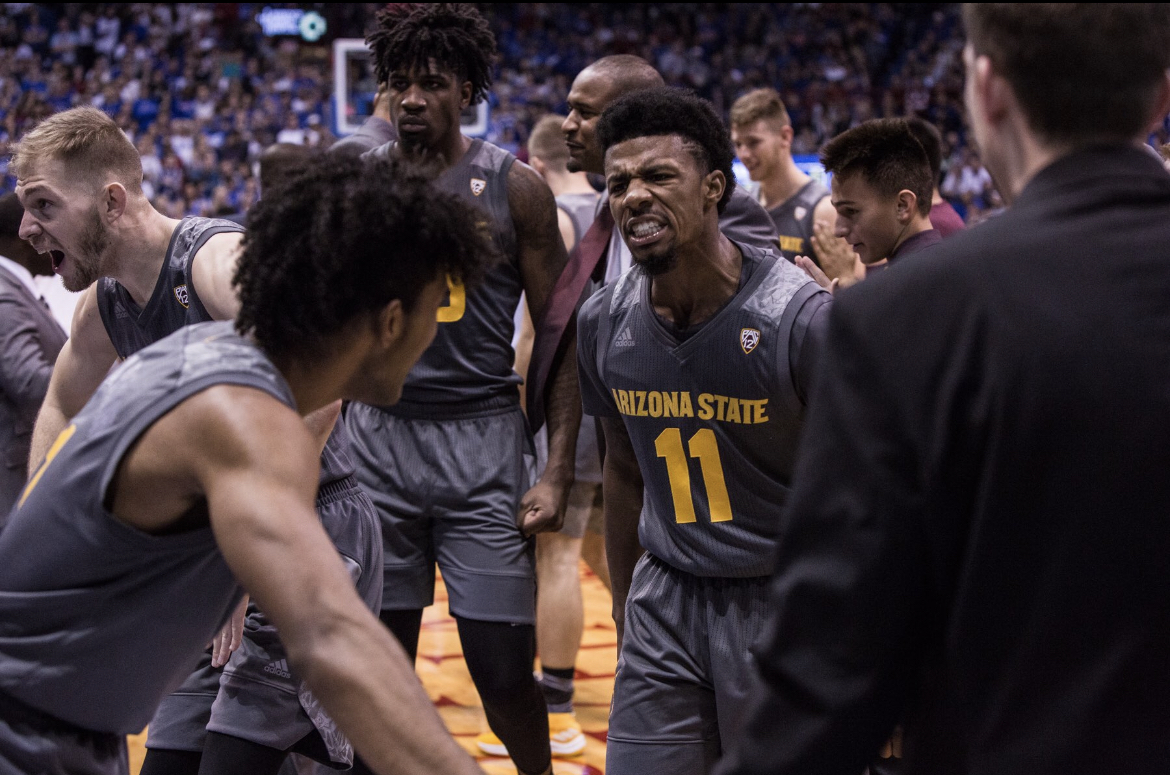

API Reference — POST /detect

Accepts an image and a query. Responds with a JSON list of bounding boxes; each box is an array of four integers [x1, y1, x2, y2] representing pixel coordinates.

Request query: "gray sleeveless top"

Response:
[[367, 138, 522, 409], [0, 321, 289, 733], [767, 179, 830, 263], [95, 217, 354, 485], [555, 191, 602, 249], [577, 244, 826, 576]]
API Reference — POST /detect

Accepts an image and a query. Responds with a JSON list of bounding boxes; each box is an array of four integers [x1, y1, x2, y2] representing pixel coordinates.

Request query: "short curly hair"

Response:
[[234, 152, 494, 360], [366, 3, 496, 106], [597, 87, 736, 213]]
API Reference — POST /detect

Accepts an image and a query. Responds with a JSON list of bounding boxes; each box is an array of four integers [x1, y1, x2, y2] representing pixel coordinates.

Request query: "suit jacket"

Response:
[[0, 264, 67, 519], [718, 146, 1170, 775]]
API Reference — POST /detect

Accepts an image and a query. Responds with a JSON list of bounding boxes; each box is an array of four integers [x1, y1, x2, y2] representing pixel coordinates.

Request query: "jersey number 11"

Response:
[[654, 427, 733, 524]]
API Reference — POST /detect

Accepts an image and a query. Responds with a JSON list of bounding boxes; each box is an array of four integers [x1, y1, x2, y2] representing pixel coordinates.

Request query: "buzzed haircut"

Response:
[[234, 153, 494, 360], [964, 4, 1170, 145], [821, 119, 933, 216], [366, 3, 496, 106], [906, 117, 943, 187], [11, 106, 143, 193], [598, 87, 736, 213], [0, 193, 24, 239], [583, 55, 664, 98], [729, 88, 792, 131], [527, 114, 570, 171]]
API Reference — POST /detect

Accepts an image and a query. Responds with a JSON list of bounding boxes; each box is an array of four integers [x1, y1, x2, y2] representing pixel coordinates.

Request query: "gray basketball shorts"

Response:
[[0, 691, 127, 775], [605, 553, 771, 775], [344, 401, 537, 623], [148, 477, 383, 764]]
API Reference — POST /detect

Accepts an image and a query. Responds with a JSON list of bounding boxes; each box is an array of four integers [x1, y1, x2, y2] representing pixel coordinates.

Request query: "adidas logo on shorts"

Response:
[[264, 659, 292, 679], [615, 326, 636, 347]]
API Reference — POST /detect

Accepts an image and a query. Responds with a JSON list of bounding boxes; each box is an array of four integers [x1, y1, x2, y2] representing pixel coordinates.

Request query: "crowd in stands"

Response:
[[5, 3, 1165, 225]]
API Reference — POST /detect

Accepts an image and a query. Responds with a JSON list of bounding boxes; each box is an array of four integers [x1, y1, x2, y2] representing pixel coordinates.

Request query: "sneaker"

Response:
[[548, 712, 586, 757], [475, 729, 508, 757], [474, 713, 587, 758]]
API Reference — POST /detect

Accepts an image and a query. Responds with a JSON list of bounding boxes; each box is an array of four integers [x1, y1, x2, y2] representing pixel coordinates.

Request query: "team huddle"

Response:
[[2, 4, 1170, 775]]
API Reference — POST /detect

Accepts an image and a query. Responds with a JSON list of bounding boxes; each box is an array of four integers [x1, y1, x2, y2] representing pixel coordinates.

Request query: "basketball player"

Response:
[[507, 114, 608, 757], [348, 7, 575, 774], [805, 118, 940, 282], [577, 87, 830, 775], [0, 152, 489, 775], [728, 89, 842, 268], [563, 55, 779, 290], [16, 107, 378, 775], [716, 5, 1170, 774]]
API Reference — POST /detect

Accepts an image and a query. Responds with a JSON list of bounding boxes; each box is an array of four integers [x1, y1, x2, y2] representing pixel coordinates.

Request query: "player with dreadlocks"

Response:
[[345, 5, 578, 775]]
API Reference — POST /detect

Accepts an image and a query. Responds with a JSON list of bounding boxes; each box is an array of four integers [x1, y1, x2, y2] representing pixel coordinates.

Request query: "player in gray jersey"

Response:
[[13, 107, 374, 775], [729, 89, 857, 278], [576, 88, 831, 775], [1, 152, 492, 775], [346, 7, 577, 775], [562, 56, 780, 288]]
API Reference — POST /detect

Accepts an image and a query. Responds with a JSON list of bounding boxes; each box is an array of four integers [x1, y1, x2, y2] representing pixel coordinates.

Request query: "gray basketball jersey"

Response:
[[94, 216, 354, 485], [578, 244, 825, 577], [96, 217, 244, 359], [767, 179, 830, 262], [367, 138, 522, 406], [556, 191, 602, 250], [0, 321, 289, 733]]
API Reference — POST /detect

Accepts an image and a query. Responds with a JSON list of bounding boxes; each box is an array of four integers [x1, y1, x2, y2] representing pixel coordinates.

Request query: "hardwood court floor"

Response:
[[129, 563, 615, 774]]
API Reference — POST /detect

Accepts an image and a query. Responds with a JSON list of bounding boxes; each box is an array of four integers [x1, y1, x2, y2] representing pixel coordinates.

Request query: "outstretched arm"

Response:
[[28, 286, 119, 468], [160, 387, 484, 775], [511, 160, 579, 535]]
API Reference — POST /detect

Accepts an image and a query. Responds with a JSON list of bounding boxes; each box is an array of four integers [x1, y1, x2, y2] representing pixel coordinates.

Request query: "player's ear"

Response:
[[102, 182, 128, 223], [460, 81, 472, 109], [374, 299, 407, 348], [703, 169, 726, 210], [895, 189, 917, 223]]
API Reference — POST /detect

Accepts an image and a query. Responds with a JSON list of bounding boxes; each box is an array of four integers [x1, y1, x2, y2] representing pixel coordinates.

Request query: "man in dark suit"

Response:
[[0, 192, 66, 520], [717, 5, 1170, 775]]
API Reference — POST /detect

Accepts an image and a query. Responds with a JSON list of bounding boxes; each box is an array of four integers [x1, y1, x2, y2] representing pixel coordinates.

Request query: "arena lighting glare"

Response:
[[256, 7, 328, 42]]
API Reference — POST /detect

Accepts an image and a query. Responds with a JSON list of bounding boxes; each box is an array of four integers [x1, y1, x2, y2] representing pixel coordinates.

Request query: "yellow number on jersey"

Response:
[[654, 427, 732, 523], [437, 275, 465, 323], [19, 424, 77, 509]]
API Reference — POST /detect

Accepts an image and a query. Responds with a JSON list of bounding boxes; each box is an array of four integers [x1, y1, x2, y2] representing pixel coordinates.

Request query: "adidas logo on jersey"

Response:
[[615, 327, 636, 347], [264, 659, 292, 679]]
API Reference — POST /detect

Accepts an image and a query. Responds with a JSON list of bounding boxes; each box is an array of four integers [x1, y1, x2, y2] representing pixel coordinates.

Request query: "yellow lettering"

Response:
[[725, 397, 741, 424], [779, 235, 804, 253], [755, 399, 769, 424], [635, 390, 647, 416], [698, 393, 714, 420], [648, 391, 662, 418], [678, 391, 694, 417], [437, 275, 465, 323], [662, 392, 678, 418], [619, 390, 632, 416], [689, 428, 733, 522], [714, 394, 729, 422]]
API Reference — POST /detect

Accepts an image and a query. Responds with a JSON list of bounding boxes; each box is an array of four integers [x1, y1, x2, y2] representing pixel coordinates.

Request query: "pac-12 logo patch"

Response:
[[740, 327, 761, 354], [794, 206, 808, 221], [173, 284, 190, 308], [470, 178, 487, 196]]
